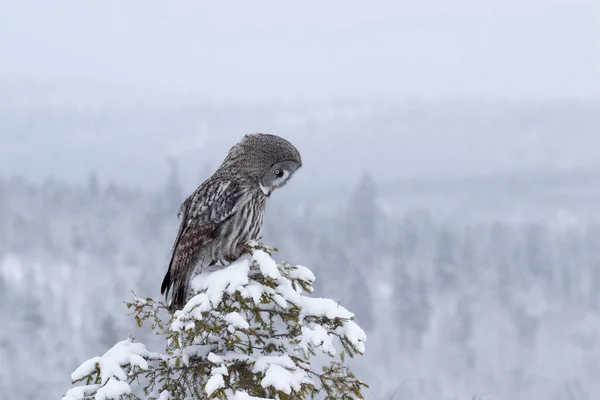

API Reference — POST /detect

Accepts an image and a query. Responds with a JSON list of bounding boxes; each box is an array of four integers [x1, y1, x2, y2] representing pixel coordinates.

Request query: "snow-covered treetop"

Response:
[[63, 242, 368, 399]]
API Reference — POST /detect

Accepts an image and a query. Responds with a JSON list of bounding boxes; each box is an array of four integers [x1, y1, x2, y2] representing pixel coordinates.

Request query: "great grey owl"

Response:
[[161, 133, 302, 311]]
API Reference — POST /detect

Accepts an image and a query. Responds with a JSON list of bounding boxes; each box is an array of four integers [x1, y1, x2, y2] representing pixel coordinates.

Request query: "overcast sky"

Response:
[[0, 0, 598, 101]]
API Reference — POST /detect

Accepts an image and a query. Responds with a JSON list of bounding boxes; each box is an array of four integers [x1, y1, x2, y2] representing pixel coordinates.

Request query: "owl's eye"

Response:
[[275, 169, 283, 177]]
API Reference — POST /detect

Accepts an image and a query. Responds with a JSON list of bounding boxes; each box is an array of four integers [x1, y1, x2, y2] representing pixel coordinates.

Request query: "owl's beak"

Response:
[[259, 182, 272, 197]]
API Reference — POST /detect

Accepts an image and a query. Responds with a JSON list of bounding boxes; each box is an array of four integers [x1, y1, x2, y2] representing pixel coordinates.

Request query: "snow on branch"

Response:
[[62, 242, 368, 399], [64, 339, 163, 400]]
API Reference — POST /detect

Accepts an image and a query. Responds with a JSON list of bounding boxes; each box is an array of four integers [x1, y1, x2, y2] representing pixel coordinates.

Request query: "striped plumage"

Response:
[[161, 133, 302, 311]]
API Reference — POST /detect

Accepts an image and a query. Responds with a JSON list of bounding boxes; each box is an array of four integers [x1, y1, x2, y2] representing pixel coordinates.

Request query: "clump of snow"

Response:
[[62, 385, 101, 400], [272, 293, 288, 309], [260, 364, 307, 394], [190, 257, 251, 307], [172, 257, 252, 331], [205, 372, 226, 396], [95, 379, 132, 400], [253, 355, 296, 371], [208, 352, 223, 363], [300, 325, 336, 356], [70, 357, 101, 382], [228, 391, 274, 400], [252, 355, 310, 394], [301, 297, 354, 320], [96, 340, 150, 385], [225, 311, 250, 330], [286, 264, 315, 283], [63, 338, 159, 400], [252, 249, 281, 279], [337, 320, 367, 354]]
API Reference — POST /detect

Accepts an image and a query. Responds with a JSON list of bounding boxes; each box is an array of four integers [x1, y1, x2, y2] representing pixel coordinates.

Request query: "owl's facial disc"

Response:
[[260, 160, 301, 196]]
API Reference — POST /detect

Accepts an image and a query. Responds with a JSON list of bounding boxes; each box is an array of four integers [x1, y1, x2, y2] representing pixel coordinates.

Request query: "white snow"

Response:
[[252, 355, 311, 394], [242, 281, 268, 304], [64, 338, 156, 400], [253, 355, 296, 371], [286, 264, 315, 283], [190, 257, 251, 307], [70, 339, 150, 384], [95, 379, 132, 400], [272, 294, 288, 308], [229, 391, 274, 400], [97, 340, 149, 384], [205, 363, 229, 396], [70, 357, 101, 382], [225, 311, 250, 330], [260, 364, 307, 394], [208, 352, 223, 363], [300, 325, 336, 356], [61, 385, 101, 400], [274, 276, 303, 305], [252, 249, 280, 279], [182, 344, 214, 366], [172, 257, 252, 330], [205, 373, 225, 396], [336, 320, 367, 354], [301, 297, 354, 320]]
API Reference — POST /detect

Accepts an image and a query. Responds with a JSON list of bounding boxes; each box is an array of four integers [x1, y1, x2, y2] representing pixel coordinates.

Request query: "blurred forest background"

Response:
[[1, 0, 599, 399]]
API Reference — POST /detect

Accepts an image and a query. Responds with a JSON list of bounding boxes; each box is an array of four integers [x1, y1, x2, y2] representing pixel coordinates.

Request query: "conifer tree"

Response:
[[63, 242, 368, 400]]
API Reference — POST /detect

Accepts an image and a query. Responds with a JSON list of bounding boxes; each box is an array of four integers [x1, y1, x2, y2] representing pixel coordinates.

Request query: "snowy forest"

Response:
[[1, 91, 600, 399]]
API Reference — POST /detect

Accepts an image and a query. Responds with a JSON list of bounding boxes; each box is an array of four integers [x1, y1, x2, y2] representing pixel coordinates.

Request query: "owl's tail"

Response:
[[161, 266, 192, 312]]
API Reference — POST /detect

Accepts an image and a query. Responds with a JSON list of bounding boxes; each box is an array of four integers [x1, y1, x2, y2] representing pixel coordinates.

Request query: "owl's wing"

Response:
[[168, 195, 192, 259], [161, 179, 246, 308]]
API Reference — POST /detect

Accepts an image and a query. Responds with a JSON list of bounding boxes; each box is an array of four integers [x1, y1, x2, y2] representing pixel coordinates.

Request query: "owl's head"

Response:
[[223, 133, 302, 196]]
